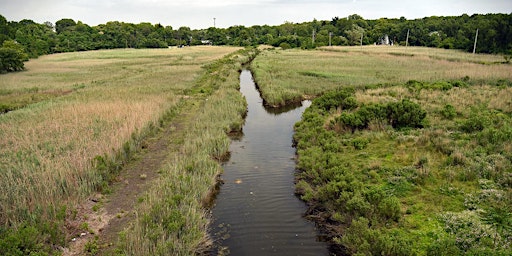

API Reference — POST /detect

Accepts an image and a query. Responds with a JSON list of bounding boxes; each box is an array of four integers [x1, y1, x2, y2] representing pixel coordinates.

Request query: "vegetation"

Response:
[[251, 47, 512, 255], [1, 13, 511, 72], [251, 46, 511, 107], [0, 46, 249, 254], [119, 48, 258, 255]]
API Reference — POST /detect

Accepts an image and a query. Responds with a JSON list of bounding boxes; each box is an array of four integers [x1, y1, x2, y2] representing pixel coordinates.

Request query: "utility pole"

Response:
[[406, 29, 410, 47], [213, 18, 216, 28], [473, 29, 478, 54], [312, 30, 315, 44], [329, 32, 332, 47], [360, 32, 363, 49]]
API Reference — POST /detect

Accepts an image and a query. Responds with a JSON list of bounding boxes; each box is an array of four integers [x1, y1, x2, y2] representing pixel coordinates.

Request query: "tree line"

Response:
[[1, 13, 511, 72]]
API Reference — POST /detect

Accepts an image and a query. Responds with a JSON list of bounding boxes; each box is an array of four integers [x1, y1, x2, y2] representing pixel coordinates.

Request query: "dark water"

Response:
[[210, 70, 328, 255]]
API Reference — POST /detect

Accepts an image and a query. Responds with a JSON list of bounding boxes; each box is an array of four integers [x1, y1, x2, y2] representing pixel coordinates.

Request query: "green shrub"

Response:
[[441, 104, 457, 120], [313, 88, 356, 111], [460, 113, 490, 133], [352, 137, 370, 150], [430, 81, 453, 91], [451, 80, 468, 88], [0, 225, 50, 256], [278, 42, 291, 50], [386, 99, 427, 129], [378, 196, 401, 221]]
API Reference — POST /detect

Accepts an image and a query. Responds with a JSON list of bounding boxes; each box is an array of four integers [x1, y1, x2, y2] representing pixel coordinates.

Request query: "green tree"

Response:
[[0, 40, 28, 73], [55, 18, 76, 34]]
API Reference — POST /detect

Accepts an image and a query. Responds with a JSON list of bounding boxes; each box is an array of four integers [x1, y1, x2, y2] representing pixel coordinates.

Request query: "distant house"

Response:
[[377, 34, 393, 45], [201, 40, 212, 45]]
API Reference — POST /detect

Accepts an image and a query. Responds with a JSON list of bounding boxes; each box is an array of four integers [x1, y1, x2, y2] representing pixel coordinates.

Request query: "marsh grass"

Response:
[[119, 48, 257, 255], [0, 46, 241, 253], [252, 46, 512, 107], [264, 47, 512, 254]]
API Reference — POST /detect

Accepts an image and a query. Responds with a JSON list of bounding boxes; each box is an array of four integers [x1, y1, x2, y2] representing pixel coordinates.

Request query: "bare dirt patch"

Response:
[[63, 100, 194, 255]]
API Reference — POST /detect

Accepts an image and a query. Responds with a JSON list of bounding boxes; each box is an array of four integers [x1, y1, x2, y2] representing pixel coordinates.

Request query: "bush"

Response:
[[387, 99, 427, 129], [378, 196, 401, 221], [336, 99, 426, 131], [352, 137, 370, 150], [278, 42, 292, 50], [460, 110, 490, 133], [0, 225, 50, 255], [0, 48, 26, 73], [313, 88, 356, 111], [441, 104, 457, 119]]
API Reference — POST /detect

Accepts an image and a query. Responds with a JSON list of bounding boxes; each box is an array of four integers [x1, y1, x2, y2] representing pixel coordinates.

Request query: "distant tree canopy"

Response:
[[0, 13, 511, 72]]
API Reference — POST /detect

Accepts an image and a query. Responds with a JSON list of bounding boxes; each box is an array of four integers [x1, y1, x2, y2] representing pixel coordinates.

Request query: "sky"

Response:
[[1, 0, 511, 29]]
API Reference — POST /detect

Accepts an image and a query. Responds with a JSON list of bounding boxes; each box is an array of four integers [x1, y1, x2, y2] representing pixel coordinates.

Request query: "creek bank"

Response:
[[210, 70, 328, 255]]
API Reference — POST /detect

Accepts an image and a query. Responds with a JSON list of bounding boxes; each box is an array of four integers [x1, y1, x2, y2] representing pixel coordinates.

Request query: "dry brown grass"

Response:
[[252, 46, 512, 106], [0, 46, 239, 227]]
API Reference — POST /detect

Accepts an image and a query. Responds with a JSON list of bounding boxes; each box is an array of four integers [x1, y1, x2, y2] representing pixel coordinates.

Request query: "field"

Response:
[[251, 46, 511, 107], [0, 46, 258, 254], [252, 46, 512, 255]]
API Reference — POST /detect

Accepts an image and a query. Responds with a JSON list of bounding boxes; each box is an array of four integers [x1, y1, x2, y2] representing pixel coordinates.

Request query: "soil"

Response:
[[63, 99, 196, 255]]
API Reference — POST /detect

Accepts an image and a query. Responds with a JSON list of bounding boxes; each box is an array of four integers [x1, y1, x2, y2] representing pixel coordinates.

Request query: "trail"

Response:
[[64, 99, 197, 255]]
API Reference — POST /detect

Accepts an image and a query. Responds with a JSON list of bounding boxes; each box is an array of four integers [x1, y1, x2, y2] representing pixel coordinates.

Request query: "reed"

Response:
[[252, 46, 512, 107], [120, 48, 258, 255], [276, 47, 512, 254], [0, 46, 241, 253]]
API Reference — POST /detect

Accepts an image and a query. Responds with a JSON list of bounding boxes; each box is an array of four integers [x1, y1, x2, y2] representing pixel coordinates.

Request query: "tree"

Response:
[[0, 40, 28, 73], [55, 18, 76, 34], [345, 24, 365, 46]]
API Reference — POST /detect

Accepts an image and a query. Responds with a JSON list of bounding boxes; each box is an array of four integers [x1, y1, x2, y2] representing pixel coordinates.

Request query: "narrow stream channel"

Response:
[[210, 70, 328, 255]]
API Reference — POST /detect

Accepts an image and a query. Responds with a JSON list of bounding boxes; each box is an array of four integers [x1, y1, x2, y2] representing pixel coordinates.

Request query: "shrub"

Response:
[[430, 81, 453, 91], [336, 100, 426, 131], [451, 80, 468, 88], [378, 196, 401, 221], [0, 48, 26, 73], [352, 137, 370, 150], [0, 225, 49, 255], [460, 112, 490, 133], [386, 99, 427, 129], [441, 104, 457, 120], [441, 210, 504, 252], [278, 42, 291, 50], [0, 40, 28, 73], [313, 88, 356, 111]]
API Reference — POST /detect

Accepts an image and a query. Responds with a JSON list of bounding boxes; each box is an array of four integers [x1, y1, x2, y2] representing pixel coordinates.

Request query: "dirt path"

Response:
[[63, 99, 197, 255]]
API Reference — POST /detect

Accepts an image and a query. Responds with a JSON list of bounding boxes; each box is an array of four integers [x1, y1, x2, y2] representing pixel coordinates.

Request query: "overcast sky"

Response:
[[1, 0, 511, 29]]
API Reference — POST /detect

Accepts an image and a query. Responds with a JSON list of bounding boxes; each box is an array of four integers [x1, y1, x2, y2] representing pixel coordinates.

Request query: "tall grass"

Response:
[[0, 46, 240, 253], [251, 46, 512, 106], [268, 47, 512, 254], [120, 48, 258, 255]]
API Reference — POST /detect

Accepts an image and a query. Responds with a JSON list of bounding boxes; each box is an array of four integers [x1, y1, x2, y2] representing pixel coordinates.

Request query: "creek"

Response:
[[210, 70, 328, 255]]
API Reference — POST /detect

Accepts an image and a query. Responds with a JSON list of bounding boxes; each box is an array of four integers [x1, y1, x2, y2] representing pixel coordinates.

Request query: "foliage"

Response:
[[1, 13, 512, 72], [312, 88, 357, 111], [441, 104, 457, 119], [387, 99, 427, 129], [0, 47, 243, 254], [334, 97, 427, 132], [0, 40, 28, 73], [291, 71, 512, 254]]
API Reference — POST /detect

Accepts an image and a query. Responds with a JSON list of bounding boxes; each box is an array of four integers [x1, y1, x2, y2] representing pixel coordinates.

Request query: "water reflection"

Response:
[[210, 70, 328, 255]]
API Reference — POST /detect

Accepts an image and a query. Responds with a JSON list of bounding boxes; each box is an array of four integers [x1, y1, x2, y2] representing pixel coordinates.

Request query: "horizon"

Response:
[[1, 0, 511, 29]]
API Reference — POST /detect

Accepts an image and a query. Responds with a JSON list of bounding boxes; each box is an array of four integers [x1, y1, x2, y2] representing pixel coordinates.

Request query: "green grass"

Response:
[[251, 46, 512, 107], [119, 48, 258, 255], [0, 46, 245, 254], [252, 46, 512, 255]]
